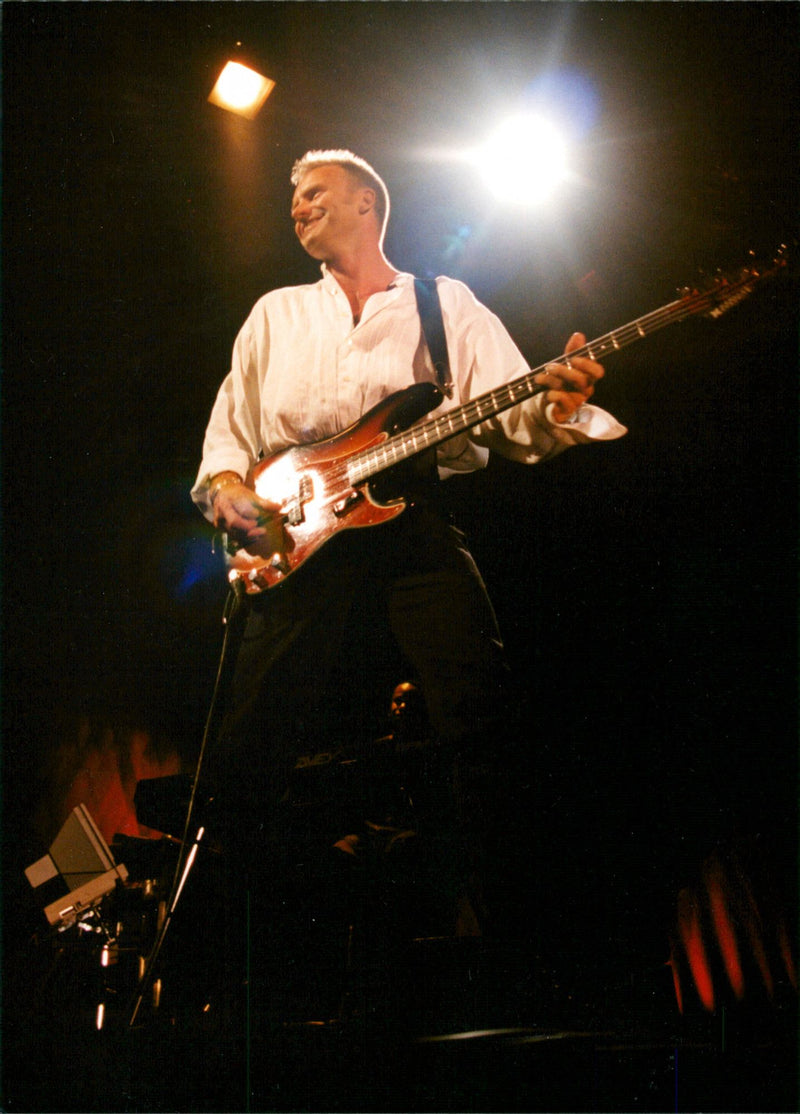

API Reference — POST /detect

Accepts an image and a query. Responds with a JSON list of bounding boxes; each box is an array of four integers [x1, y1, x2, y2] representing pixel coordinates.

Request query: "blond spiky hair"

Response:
[[291, 149, 390, 239]]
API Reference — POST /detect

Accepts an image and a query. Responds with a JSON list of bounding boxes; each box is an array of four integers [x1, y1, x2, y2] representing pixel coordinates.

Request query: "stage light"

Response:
[[208, 61, 275, 119], [471, 114, 569, 206]]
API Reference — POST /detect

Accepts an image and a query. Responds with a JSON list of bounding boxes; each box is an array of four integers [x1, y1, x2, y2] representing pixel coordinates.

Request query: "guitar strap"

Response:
[[413, 277, 453, 398]]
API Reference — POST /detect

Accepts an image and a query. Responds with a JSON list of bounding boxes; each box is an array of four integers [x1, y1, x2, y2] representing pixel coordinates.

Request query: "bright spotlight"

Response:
[[208, 61, 275, 119], [472, 114, 569, 205]]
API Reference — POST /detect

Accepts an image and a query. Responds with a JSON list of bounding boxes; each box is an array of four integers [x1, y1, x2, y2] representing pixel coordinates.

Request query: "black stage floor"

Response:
[[4, 929, 796, 1113], [5, 778, 797, 1113]]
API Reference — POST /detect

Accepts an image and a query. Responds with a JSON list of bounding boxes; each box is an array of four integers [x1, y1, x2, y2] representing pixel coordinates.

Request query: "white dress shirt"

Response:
[[192, 268, 626, 518]]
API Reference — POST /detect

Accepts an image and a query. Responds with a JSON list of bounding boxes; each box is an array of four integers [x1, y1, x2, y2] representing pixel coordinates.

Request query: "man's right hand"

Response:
[[210, 474, 282, 549]]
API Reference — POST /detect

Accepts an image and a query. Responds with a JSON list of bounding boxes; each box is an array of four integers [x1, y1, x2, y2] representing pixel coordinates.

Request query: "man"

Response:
[[191, 149, 625, 898]]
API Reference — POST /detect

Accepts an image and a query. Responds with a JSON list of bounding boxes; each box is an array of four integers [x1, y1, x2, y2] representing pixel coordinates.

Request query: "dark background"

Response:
[[3, 0, 797, 1010]]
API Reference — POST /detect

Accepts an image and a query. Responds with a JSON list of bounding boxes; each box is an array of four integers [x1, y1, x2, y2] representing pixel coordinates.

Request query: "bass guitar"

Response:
[[226, 254, 784, 594]]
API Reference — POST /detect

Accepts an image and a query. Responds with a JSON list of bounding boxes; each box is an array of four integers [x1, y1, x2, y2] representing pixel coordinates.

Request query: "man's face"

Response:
[[290, 164, 365, 260], [390, 682, 417, 719]]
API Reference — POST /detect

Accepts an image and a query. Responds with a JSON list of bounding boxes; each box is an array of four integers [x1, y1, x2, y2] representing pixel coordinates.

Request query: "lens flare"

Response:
[[471, 114, 569, 205]]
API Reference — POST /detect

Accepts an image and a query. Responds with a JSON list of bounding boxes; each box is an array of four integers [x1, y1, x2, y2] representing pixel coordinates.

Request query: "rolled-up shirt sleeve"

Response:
[[472, 393, 627, 464]]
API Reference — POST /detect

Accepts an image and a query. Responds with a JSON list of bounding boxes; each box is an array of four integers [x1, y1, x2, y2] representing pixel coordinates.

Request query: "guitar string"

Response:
[[306, 274, 757, 501], [323, 285, 728, 492], [239, 267, 768, 576]]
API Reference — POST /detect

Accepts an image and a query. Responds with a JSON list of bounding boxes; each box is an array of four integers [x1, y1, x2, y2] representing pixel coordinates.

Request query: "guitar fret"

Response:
[[345, 267, 767, 486], [231, 256, 780, 595]]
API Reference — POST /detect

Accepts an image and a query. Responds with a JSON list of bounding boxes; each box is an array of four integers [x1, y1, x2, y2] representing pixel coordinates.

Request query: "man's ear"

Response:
[[358, 187, 376, 215]]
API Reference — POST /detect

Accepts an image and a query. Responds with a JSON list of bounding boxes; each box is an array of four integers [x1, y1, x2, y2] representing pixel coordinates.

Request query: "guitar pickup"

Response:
[[333, 490, 364, 517], [283, 475, 314, 526]]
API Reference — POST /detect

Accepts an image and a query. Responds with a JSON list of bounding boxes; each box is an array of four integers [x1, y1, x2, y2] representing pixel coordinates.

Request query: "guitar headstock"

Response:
[[681, 245, 789, 320]]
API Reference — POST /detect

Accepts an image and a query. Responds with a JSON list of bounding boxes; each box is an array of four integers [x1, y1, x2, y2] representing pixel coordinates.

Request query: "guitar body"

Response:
[[227, 381, 442, 593], [223, 251, 781, 595]]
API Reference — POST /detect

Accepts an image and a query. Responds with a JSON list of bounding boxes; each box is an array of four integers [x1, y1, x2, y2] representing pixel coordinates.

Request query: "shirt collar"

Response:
[[319, 263, 415, 295]]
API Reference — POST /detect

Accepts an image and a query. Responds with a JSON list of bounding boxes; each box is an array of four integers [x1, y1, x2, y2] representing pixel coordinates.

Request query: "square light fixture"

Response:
[[208, 60, 275, 120]]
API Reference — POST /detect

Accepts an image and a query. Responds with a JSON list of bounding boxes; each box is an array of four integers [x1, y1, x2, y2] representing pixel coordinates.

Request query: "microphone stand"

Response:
[[129, 579, 248, 1027]]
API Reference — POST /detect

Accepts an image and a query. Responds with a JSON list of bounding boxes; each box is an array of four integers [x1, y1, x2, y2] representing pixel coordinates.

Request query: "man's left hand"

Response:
[[535, 332, 605, 423]]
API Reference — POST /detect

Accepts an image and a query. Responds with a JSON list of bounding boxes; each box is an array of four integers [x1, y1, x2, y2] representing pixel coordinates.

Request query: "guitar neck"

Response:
[[348, 280, 736, 486]]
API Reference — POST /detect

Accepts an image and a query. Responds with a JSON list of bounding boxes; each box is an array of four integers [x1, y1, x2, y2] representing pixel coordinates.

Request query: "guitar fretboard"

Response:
[[346, 274, 758, 486]]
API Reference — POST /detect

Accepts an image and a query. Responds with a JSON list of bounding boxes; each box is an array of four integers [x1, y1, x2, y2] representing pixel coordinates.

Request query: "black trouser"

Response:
[[194, 506, 522, 1019], [207, 504, 514, 824]]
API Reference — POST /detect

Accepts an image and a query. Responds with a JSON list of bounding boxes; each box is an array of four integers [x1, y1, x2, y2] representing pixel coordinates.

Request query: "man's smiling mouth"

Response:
[[298, 214, 323, 236]]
